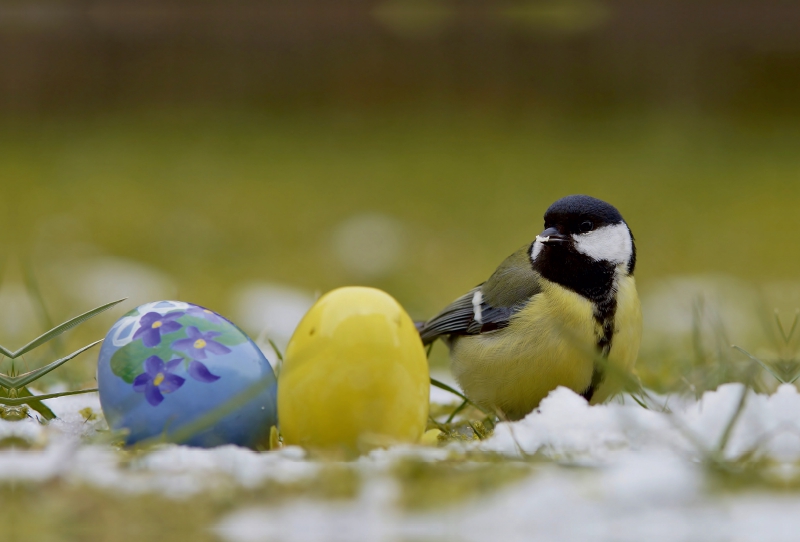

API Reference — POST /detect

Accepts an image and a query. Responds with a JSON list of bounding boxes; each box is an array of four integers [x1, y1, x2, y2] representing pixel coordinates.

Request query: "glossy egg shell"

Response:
[[278, 287, 429, 452], [97, 301, 277, 448]]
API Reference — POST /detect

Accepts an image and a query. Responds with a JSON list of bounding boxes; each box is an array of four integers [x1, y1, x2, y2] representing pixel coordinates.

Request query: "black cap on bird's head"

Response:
[[543, 195, 625, 233], [530, 195, 635, 301]]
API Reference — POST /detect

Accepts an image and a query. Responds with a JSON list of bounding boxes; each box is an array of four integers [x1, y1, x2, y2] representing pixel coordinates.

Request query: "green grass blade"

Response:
[[23, 260, 63, 357], [17, 386, 56, 420], [266, 338, 284, 377], [9, 298, 124, 358], [267, 338, 284, 363], [774, 309, 800, 345], [9, 340, 103, 389], [430, 377, 467, 401], [788, 310, 800, 342], [445, 399, 468, 423], [0, 388, 98, 406], [0, 345, 13, 359], [430, 377, 491, 416], [0, 372, 15, 388], [629, 393, 649, 410], [715, 382, 749, 455], [732, 345, 784, 383], [427, 415, 448, 432]]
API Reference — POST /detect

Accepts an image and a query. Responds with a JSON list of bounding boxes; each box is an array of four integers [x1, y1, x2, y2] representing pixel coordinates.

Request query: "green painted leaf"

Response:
[[178, 315, 247, 347], [214, 330, 248, 347], [110, 335, 186, 384]]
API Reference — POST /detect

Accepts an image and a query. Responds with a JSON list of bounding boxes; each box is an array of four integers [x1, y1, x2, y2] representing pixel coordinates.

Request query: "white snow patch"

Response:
[[0, 391, 318, 496], [481, 383, 800, 463]]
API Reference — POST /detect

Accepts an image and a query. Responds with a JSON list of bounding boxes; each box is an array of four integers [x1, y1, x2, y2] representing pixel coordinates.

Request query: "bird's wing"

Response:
[[417, 289, 482, 345], [418, 243, 542, 345]]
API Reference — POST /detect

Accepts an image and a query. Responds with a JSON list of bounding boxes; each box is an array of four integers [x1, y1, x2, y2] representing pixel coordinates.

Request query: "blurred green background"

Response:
[[1, 0, 800, 386]]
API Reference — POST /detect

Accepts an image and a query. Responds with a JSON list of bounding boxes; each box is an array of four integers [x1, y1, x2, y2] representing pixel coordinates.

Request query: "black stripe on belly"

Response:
[[593, 293, 618, 357], [580, 292, 618, 402]]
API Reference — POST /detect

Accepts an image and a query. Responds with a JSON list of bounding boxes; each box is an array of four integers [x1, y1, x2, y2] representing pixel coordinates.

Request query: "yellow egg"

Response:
[[419, 428, 442, 446], [278, 287, 429, 453]]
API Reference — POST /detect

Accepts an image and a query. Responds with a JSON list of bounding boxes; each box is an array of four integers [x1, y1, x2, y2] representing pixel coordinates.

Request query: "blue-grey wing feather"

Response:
[[417, 287, 521, 345], [417, 290, 478, 345]]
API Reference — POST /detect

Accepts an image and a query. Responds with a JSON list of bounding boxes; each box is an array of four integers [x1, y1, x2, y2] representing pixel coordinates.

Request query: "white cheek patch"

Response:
[[530, 239, 545, 262], [572, 223, 632, 265]]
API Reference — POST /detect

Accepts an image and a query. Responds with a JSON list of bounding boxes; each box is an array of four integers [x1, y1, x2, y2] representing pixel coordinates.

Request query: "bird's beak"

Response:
[[535, 227, 568, 244]]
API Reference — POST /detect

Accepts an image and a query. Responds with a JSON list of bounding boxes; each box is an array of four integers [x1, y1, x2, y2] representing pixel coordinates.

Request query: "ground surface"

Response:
[[3, 379, 800, 541]]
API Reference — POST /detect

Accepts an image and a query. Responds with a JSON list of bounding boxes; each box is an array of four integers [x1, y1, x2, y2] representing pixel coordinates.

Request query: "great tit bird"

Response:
[[417, 195, 641, 421]]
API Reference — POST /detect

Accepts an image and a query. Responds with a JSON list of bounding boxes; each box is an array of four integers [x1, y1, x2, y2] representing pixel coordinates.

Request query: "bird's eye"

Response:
[[580, 221, 594, 232]]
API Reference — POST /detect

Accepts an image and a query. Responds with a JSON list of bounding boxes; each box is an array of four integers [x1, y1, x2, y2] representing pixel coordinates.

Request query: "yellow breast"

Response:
[[449, 275, 641, 420]]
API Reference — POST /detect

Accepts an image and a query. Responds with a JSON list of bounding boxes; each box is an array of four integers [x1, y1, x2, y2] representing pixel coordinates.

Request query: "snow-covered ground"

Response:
[[216, 460, 800, 542], [3, 382, 800, 541]]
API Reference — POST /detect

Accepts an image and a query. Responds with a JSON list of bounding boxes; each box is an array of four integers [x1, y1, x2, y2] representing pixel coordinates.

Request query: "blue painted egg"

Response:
[[97, 301, 277, 448]]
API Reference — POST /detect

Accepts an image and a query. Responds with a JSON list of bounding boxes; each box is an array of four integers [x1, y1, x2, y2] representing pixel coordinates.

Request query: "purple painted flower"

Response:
[[188, 360, 221, 383], [133, 311, 184, 347], [186, 305, 224, 324], [132, 356, 186, 406], [172, 326, 231, 360]]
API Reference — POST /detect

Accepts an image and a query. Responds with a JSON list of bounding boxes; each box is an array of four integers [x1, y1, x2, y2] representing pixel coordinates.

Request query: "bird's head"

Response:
[[530, 195, 635, 299]]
